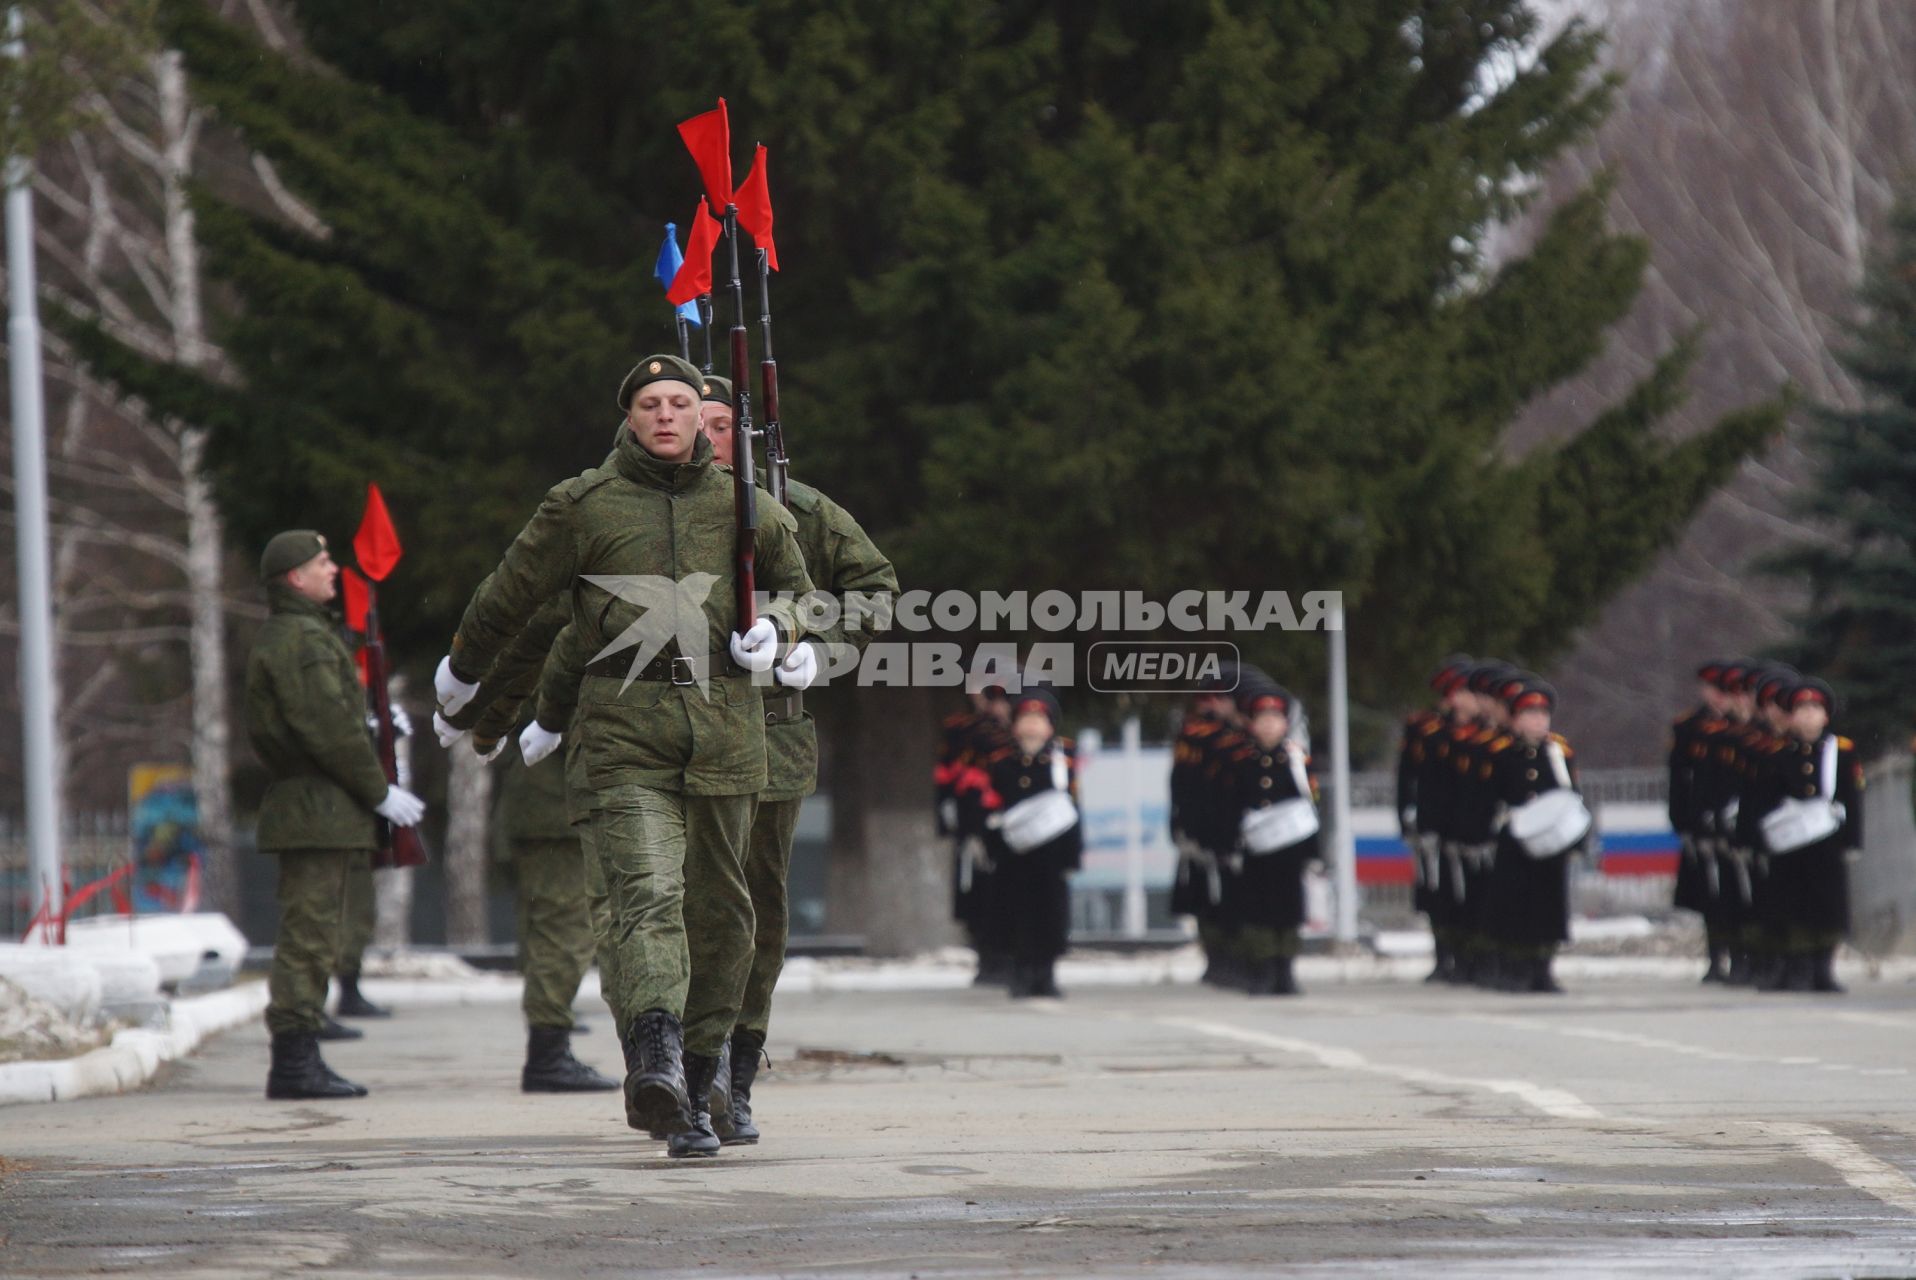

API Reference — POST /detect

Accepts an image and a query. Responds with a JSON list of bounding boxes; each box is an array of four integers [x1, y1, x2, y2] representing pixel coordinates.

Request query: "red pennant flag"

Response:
[[677, 98, 733, 210], [340, 564, 372, 634], [353, 483, 402, 582], [735, 144, 778, 272], [665, 203, 723, 305]]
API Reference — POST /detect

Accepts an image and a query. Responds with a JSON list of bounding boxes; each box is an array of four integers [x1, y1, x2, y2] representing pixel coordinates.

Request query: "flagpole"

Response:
[[1328, 595, 1357, 945], [698, 294, 715, 375], [675, 313, 691, 363]]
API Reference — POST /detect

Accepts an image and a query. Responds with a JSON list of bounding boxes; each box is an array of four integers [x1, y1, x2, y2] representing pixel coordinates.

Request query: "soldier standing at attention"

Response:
[[1749, 678, 1862, 994], [697, 374, 897, 1144], [1670, 661, 1729, 980], [434, 354, 815, 1151], [1223, 679, 1321, 997], [1401, 656, 1470, 984], [247, 531, 426, 1099], [976, 687, 1081, 999], [1486, 680, 1585, 994], [1170, 666, 1241, 987], [941, 684, 1014, 985]]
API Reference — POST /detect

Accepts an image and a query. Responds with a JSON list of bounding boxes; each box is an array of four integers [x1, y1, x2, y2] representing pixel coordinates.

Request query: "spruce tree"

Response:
[[67, 0, 1784, 708], [1770, 195, 1916, 751]]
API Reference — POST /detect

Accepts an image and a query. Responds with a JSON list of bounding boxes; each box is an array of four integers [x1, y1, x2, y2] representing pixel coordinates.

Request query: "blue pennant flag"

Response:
[[656, 223, 702, 325]]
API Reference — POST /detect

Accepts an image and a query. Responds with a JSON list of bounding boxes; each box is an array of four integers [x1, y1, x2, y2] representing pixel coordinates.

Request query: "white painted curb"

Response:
[[0, 981, 269, 1106]]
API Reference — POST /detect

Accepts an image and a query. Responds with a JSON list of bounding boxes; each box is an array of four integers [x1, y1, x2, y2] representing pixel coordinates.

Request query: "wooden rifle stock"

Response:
[[362, 595, 427, 869]]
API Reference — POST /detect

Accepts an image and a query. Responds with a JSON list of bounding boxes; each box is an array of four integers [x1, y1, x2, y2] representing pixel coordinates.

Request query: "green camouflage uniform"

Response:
[[740, 478, 896, 1036], [246, 585, 388, 1036], [451, 427, 811, 1057], [338, 853, 376, 977]]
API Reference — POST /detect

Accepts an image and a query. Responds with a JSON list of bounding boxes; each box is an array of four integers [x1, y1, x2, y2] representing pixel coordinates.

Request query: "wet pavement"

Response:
[[5, 977, 1916, 1276]]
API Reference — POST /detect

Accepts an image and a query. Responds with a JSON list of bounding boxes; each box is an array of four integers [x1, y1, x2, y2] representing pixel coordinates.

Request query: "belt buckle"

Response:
[[670, 655, 698, 686]]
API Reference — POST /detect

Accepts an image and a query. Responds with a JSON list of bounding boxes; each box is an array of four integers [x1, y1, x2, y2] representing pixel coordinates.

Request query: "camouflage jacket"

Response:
[[245, 586, 388, 851]]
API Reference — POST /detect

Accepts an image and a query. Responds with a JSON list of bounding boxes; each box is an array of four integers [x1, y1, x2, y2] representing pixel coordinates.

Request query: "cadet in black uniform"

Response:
[[1486, 680, 1587, 994], [938, 685, 1012, 984], [1694, 661, 1757, 984], [1738, 667, 1799, 989], [1401, 656, 1471, 983], [1748, 678, 1862, 994], [1670, 660, 1729, 980], [976, 688, 1081, 999], [1171, 667, 1241, 985], [1449, 662, 1516, 985], [1222, 679, 1321, 996]]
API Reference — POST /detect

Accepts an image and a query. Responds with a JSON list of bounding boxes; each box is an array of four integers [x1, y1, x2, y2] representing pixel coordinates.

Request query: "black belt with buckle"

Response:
[[584, 651, 726, 686]]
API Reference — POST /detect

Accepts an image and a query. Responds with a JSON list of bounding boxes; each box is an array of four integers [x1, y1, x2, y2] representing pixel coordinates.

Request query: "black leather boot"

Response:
[[1029, 960, 1063, 999], [1700, 952, 1728, 984], [1243, 957, 1280, 996], [718, 1029, 765, 1145], [708, 1039, 734, 1124], [973, 950, 1012, 987], [1006, 960, 1035, 999], [1529, 954, 1565, 994], [668, 1052, 723, 1158], [1271, 955, 1302, 996], [624, 1009, 692, 1137], [1424, 943, 1450, 985], [266, 1031, 367, 1100], [317, 1014, 363, 1041], [522, 1025, 618, 1093], [1812, 946, 1846, 994], [334, 971, 390, 1019], [1784, 953, 1815, 992]]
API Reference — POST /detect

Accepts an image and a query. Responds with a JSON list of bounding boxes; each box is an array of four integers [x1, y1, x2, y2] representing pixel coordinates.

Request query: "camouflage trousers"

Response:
[[591, 785, 755, 1056], [266, 848, 356, 1036], [738, 797, 802, 1037], [337, 850, 376, 977], [511, 838, 607, 1030]]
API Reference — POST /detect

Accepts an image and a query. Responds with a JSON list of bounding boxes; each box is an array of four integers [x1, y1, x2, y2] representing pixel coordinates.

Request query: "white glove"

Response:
[[435, 655, 479, 716], [729, 618, 780, 672], [433, 712, 467, 749], [519, 721, 563, 767], [390, 705, 413, 738], [774, 641, 818, 690], [375, 785, 426, 827]]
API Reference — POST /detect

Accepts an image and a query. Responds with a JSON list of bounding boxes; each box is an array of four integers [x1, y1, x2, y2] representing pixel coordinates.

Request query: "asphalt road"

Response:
[[7, 976, 1916, 1278]]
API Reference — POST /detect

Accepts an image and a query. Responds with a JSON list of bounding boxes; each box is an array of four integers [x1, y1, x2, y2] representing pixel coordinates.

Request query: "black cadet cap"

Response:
[[259, 530, 327, 581], [701, 375, 733, 406], [1786, 677, 1834, 712], [1012, 686, 1062, 726], [616, 353, 704, 411]]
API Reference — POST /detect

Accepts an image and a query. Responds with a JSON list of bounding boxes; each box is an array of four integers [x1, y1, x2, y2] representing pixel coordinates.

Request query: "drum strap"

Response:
[[1819, 734, 1837, 803], [1051, 750, 1070, 797], [1546, 740, 1573, 790], [1285, 742, 1312, 800]]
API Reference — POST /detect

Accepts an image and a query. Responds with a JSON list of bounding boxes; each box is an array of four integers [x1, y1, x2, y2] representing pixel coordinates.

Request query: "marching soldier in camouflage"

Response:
[[247, 530, 426, 1100], [436, 355, 814, 1153], [696, 375, 897, 1144]]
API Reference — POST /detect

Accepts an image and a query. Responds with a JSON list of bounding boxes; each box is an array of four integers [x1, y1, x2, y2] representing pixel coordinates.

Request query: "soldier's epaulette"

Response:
[[553, 469, 619, 502], [1836, 735, 1854, 751], [1469, 726, 1498, 744], [781, 477, 823, 514], [1488, 734, 1514, 752], [1549, 732, 1573, 755]]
